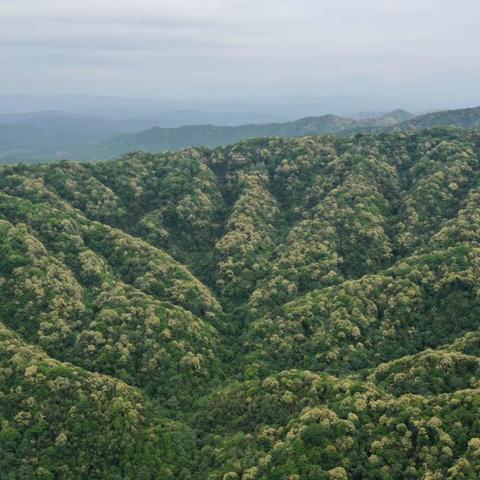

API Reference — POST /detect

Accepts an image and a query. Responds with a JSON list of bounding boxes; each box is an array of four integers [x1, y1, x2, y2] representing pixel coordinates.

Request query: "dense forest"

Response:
[[2, 126, 480, 478]]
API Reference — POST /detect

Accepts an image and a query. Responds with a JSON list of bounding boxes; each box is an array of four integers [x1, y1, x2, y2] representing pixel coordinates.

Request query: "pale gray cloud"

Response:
[[0, 0, 479, 110]]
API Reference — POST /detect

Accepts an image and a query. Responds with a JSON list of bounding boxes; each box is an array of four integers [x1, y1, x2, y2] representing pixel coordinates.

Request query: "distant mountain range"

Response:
[[76, 107, 480, 161], [74, 109, 414, 161], [398, 105, 480, 130], [0, 111, 127, 163], [1, 105, 480, 163]]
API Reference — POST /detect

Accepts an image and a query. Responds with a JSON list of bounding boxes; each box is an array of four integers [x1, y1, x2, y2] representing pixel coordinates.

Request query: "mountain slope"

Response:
[[3, 106, 480, 165], [2, 127, 480, 478], [398, 106, 480, 130], [74, 106, 480, 161], [0, 324, 196, 479], [75, 114, 357, 160]]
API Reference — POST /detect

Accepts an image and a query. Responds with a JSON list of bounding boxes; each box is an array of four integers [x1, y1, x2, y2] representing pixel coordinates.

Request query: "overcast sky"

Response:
[[1, 0, 479, 110]]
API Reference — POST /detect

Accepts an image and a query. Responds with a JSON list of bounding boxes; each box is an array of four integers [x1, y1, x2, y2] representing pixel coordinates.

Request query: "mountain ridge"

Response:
[[74, 106, 480, 161], [2, 127, 480, 477], [4, 105, 480, 164], [73, 109, 411, 161]]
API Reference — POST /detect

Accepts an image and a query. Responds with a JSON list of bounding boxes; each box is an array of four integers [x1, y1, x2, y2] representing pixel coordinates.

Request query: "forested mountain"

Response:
[[2, 127, 480, 478], [399, 106, 480, 130], [75, 110, 413, 161], [0, 109, 408, 165], [75, 106, 480, 161], [3, 106, 480, 165]]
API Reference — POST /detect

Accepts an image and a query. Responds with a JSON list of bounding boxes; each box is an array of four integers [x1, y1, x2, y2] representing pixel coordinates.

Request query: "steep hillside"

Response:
[[2, 127, 480, 478]]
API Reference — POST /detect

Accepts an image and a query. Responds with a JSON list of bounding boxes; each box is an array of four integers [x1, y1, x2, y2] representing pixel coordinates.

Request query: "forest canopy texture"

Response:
[[2, 127, 480, 479]]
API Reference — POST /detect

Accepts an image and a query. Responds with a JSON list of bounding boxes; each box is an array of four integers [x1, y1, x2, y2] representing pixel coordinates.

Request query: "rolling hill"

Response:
[[74, 110, 415, 160], [397, 105, 480, 130], [2, 127, 480, 477], [74, 106, 480, 161], [4, 106, 480, 165]]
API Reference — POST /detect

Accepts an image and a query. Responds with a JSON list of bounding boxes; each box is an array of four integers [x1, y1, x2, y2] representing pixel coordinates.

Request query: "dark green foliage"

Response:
[[0, 325, 197, 479], [2, 127, 480, 478]]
